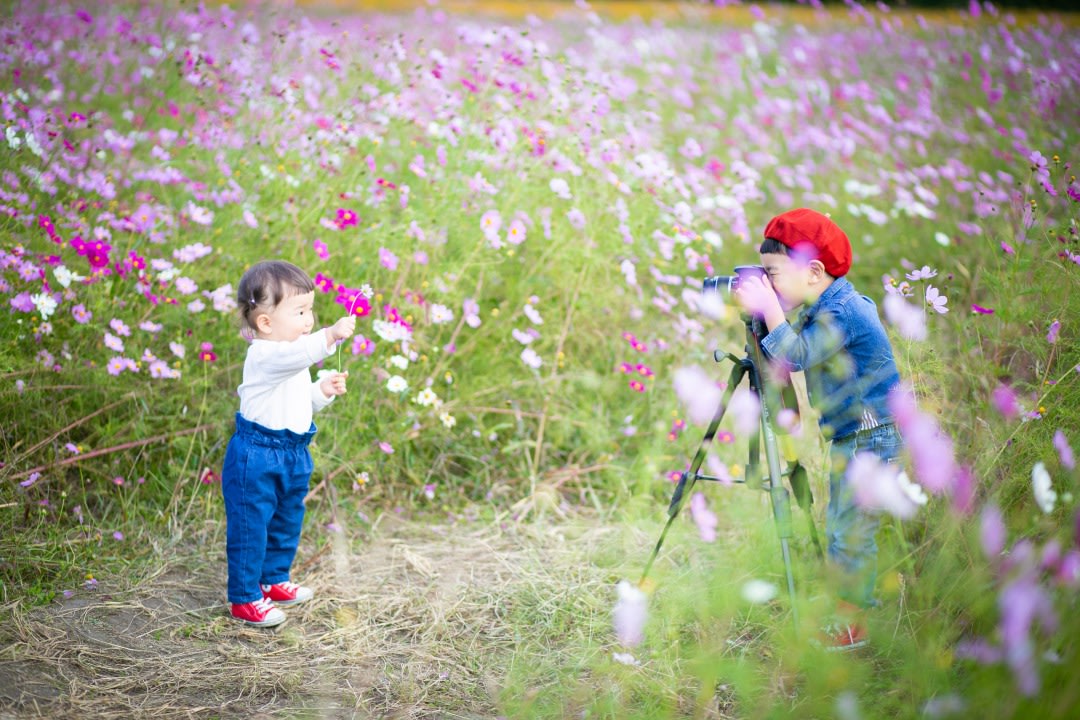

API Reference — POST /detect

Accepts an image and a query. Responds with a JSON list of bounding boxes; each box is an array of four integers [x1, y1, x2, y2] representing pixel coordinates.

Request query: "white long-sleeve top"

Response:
[[238, 330, 335, 434]]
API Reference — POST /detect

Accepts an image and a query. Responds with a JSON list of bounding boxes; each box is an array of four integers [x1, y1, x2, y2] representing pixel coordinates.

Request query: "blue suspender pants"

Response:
[[221, 413, 316, 604]]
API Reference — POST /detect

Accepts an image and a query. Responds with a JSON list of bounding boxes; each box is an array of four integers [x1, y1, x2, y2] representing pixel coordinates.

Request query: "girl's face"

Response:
[[255, 290, 316, 342]]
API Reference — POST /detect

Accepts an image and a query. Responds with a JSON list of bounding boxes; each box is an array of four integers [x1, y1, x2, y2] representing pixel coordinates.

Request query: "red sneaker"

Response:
[[820, 621, 868, 652], [260, 581, 314, 606], [230, 597, 285, 627]]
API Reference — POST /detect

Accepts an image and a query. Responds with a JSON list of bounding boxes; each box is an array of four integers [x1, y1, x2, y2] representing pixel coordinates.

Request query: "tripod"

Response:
[[639, 316, 823, 631]]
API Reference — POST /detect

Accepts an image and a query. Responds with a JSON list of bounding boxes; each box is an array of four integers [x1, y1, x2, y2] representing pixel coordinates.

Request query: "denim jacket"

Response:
[[759, 277, 900, 441]]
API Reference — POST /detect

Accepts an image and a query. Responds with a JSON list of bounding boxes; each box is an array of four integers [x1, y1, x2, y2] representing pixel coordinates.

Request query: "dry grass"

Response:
[[0, 513, 620, 719]]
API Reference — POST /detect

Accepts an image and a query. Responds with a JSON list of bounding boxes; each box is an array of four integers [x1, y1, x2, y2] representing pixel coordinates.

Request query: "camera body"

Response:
[[701, 265, 766, 296]]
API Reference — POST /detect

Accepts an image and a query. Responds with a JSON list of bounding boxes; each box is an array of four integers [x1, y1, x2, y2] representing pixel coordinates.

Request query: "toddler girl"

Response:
[[222, 260, 355, 627]]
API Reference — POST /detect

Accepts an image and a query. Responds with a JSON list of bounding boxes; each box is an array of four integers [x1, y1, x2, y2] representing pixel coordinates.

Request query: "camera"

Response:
[[701, 265, 766, 296]]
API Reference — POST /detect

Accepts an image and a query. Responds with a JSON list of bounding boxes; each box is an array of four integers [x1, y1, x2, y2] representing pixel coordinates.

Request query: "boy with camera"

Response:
[[733, 208, 903, 651]]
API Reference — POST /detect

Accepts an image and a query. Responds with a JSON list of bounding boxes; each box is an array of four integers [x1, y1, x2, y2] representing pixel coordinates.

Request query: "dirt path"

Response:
[[0, 516, 618, 719]]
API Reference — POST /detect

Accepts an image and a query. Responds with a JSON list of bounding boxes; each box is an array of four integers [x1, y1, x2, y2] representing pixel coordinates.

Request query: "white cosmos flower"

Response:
[[386, 375, 408, 394], [389, 354, 409, 370], [414, 388, 439, 407], [741, 579, 778, 604], [1032, 461, 1056, 514]]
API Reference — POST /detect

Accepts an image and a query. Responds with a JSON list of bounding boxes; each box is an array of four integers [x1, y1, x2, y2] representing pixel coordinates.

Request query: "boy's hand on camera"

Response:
[[331, 315, 357, 343], [734, 276, 784, 328], [320, 371, 349, 397]]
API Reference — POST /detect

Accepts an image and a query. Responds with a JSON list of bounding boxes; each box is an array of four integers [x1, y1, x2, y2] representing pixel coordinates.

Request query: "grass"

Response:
[[1, 0, 1080, 717]]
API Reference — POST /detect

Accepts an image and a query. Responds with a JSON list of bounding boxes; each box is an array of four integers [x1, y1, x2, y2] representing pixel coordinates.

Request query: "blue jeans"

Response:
[[221, 413, 316, 604], [827, 423, 904, 608]]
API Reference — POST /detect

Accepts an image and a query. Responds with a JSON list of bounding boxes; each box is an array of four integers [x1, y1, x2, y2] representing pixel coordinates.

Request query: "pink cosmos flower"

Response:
[[1054, 430, 1075, 470], [566, 208, 586, 229], [846, 452, 923, 519], [379, 441, 394, 454], [883, 294, 927, 341], [1001, 241, 1015, 255], [313, 239, 330, 260], [506, 219, 526, 245], [379, 247, 399, 270], [689, 492, 718, 542], [971, 304, 995, 314], [71, 304, 91, 324], [925, 285, 948, 314], [463, 298, 481, 328], [521, 347, 542, 369], [673, 365, 723, 425], [480, 210, 502, 238], [351, 335, 376, 356]]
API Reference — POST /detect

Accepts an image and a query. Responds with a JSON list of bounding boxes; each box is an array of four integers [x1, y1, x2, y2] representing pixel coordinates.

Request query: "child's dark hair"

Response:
[[759, 237, 789, 256], [237, 260, 315, 330]]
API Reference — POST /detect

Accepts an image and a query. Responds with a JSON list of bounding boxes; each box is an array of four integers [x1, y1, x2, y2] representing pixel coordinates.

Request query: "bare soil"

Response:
[[0, 514, 611, 719]]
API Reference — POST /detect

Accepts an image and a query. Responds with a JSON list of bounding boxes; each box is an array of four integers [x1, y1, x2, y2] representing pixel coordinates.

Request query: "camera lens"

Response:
[[702, 275, 736, 296]]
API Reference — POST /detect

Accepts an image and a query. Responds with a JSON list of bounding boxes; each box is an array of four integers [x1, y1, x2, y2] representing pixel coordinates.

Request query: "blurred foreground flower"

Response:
[[613, 580, 647, 648]]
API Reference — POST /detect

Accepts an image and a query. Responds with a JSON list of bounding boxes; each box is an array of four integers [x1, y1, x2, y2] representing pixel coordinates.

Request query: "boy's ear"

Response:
[[808, 259, 828, 282]]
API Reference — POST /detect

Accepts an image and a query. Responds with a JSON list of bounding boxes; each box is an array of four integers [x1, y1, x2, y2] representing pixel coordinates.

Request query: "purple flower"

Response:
[[1053, 430, 1075, 470], [379, 247, 399, 270], [1047, 319, 1061, 344], [71, 304, 92, 324], [689, 492, 718, 542], [980, 505, 1006, 559], [566, 208, 586, 229], [999, 573, 1057, 696], [10, 292, 34, 313]]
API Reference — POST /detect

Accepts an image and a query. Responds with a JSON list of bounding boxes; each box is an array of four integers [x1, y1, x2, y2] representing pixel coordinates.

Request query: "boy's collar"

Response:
[[799, 276, 851, 319]]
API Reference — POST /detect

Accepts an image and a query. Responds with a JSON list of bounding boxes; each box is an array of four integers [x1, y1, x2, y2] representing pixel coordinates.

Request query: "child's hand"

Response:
[[320, 371, 349, 397], [330, 315, 357, 343], [733, 276, 785, 328]]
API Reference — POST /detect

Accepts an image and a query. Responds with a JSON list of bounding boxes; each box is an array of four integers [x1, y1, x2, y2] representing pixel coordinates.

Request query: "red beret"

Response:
[[763, 208, 852, 278]]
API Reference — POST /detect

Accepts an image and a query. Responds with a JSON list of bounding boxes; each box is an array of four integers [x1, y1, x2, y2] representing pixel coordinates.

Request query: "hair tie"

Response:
[[248, 295, 257, 306]]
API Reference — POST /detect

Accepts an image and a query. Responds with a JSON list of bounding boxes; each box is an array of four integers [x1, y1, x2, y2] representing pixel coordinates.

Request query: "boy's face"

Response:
[[255, 290, 316, 342], [759, 252, 815, 311]]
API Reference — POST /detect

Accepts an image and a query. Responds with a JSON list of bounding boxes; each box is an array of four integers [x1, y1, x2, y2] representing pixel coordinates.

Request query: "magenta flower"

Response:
[[336, 208, 359, 228], [971, 304, 995, 315], [991, 384, 1019, 419], [1001, 241, 1015, 255], [379, 441, 394, 454], [313, 239, 330, 260]]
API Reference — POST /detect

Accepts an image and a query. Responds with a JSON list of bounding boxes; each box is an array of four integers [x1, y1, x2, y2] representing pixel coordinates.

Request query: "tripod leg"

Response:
[[789, 462, 825, 561], [638, 361, 749, 585]]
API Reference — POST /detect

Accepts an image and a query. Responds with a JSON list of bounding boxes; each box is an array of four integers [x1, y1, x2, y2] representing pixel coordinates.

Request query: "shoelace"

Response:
[[252, 597, 275, 613], [276, 581, 299, 593]]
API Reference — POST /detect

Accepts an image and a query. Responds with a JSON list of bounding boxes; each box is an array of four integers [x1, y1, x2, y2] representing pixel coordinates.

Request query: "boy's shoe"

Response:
[[230, 597, 286, 627], [819, 621, 868, 652], [815, 600, 868, 652], [260, 581, 314, 606]]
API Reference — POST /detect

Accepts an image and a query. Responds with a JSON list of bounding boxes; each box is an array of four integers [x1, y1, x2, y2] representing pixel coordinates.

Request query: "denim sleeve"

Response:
[[759, 312, 846, 372]]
